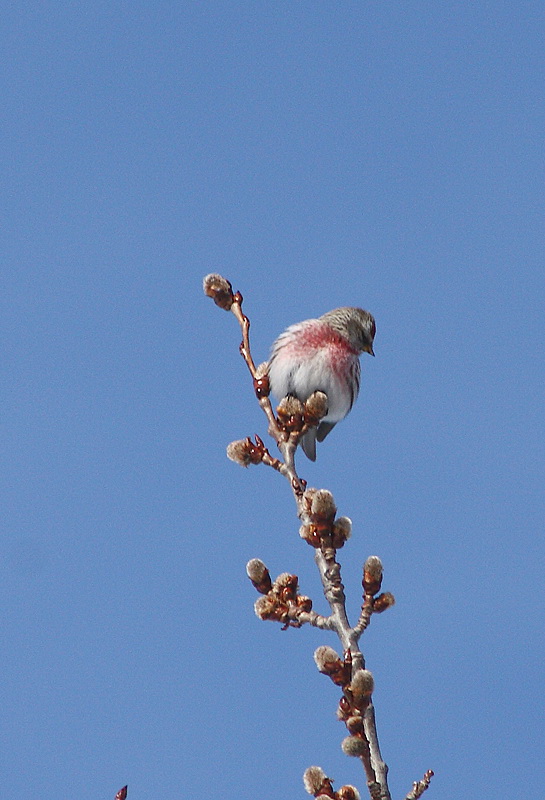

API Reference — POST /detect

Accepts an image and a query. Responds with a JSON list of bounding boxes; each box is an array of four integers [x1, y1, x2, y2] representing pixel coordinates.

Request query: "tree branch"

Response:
[[203, 274, 432, 800]]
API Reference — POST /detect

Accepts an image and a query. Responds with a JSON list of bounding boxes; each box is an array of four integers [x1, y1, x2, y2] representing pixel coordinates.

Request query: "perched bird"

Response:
[[268, 307, 376, 461]]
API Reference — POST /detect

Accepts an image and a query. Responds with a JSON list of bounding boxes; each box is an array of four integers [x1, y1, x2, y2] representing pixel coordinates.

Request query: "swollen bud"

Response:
[[337, 787, 361, 800], [226, 438, 263, 467], [341, 735, 367, 757], [313, 645, 341, 673], [350, 669, 374, 701], [332, 516, 352, 548], [373, 592, 395, 613], [202, 273, 234, 310], [310, 489, 337, 519], [246, 559, 272, 594], [363, 556, 383, 596], [303, 766, 328, 795], [305, 390, 329, 420]]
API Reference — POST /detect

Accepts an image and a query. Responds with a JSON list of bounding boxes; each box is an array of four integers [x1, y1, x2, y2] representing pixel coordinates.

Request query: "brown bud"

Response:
[[296, 595, 313, 612], [332, 516, 352, 548], [202, 273, 234, 310], [303, 766, 329, 795], [363, 556, 383, 595], [313, 645, 341, 673], [337, 787, 361, 800], [304, 390, 329, 421], [350, 669, 374, 701], [277, 395, 305, 416], [254, 595, 278, 620], [274, 572, 298, 591], [226, 438, 263, 467], [346, 715, 364, 734], [337, 695, 352, 719], [246, 559, 272, 594], [299, 523, 321, 548], [310, 489, 337, 520], [341, 735, 367, 757], [373, 592, 395, 613]]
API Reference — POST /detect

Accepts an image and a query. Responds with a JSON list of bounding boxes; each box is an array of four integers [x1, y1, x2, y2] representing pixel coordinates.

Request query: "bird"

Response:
[[267, 306, 376, 460]]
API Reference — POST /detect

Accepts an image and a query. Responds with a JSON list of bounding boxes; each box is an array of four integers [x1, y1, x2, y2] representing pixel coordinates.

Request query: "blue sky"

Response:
[[1, 2, 544, 798]]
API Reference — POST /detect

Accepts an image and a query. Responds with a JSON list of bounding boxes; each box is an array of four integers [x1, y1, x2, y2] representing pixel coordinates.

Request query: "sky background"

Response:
[[1, 2, 544, 798]]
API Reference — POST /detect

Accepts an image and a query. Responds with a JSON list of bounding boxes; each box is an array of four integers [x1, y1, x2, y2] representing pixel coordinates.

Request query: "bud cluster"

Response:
[[303, 766, 360, 800], [248, 563, 313, 629], [299, 489, 352, 550], [275, 390, 329, 439], [313, 646, 376, 760], [362, 556, 395, 616]]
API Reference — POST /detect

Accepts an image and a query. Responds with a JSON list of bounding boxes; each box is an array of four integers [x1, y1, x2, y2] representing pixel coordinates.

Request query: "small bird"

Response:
[[268, 307, 376, 461]]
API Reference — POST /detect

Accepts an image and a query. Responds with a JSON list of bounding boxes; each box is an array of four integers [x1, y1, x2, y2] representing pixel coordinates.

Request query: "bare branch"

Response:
[[403, 771, 434, 800]]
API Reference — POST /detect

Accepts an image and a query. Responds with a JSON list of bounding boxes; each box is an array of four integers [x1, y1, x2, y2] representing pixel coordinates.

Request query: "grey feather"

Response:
[[301, 429, 317, 461], [316, 421, 336, 443]]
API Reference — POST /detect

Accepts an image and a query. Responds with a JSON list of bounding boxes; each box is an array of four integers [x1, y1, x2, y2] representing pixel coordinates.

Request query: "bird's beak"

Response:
[[365, 345, 375, 357]]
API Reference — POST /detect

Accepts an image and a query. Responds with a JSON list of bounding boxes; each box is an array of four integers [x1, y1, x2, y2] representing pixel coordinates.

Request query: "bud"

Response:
[[277, 395, 305, 432], [303, 766, 328, 794], [373, 592, 395, 613], [202, 273, 234, 310], [255, 362, 269, 379], [346, 715, 364, 734], [337, 787, 361, 800], [296, 595, 313, 612], [246, 559, 272, 594], [299, 523, 320, 548], [363, 556, 383, 596], [313, 645, 341, 673], [310, 489, 336, 520], [305, 390, 329, 420], [274, 572, 298, 590], [253, 362, 271, 399], [254, 595, 277, 620], [277, 395, 305, 416], [332, 516, 352, 548], [341, 735, 367, 757], [226, 438, 263, 467], [350, 669, 374, 701]]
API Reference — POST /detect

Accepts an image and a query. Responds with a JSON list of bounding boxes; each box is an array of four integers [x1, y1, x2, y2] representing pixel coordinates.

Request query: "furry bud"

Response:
[[341, 735, 367, 757], [350, 669, 374, 700], [202, 273, 234, 310], [246, 559, 272, 594], [254, 595, 277, 620], [363, 556, 383, 595], [305, 390, 329, 420], [277, 395, 305, 416], [313, 645, 341, 673], [337, 787, 361, 800], [310, 489, 337, 519], [332, 516, 352, 548], [346, 715, 364, 734], [226, 438, 263, 467], [303, 766, 328, 794], [373, 592, 395, 613]]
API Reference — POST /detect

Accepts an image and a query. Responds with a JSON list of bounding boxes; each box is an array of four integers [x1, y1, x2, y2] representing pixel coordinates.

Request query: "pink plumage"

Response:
[[268, 307, 375, 460]]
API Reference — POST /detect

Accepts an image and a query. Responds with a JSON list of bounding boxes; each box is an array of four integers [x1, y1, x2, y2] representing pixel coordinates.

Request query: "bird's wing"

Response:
[[316, 421, 336, 442], [301, 428, 317, 461]]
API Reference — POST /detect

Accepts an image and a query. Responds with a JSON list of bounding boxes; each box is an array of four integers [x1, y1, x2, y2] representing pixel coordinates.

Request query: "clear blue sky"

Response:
[[1, 2, 544, 798]]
